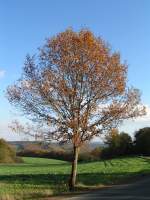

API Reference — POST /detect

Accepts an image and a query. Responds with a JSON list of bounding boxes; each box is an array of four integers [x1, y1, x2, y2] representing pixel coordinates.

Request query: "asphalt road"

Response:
[[63, 176, 150, 200]]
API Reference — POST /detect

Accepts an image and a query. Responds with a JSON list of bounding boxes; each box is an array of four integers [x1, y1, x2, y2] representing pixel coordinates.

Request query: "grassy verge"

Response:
[[0, 156, 149, 199]]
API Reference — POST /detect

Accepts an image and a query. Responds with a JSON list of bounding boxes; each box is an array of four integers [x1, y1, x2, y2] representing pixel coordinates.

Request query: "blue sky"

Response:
[[0, 0, 150, 140]]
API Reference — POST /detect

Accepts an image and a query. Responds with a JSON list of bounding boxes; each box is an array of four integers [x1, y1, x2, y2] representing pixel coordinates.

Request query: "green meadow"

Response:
[[0, 156, 150, 199]]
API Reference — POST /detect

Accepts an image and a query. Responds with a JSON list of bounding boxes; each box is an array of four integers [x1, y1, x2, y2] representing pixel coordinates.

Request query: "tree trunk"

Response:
[[69, 145, 79, 191]]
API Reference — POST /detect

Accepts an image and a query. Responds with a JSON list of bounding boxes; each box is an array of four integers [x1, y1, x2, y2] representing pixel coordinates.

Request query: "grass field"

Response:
[[0, 156, 150, 199]]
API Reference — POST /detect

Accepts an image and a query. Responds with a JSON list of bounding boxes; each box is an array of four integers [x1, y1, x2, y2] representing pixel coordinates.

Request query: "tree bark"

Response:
[[69, 145, 79, 191]]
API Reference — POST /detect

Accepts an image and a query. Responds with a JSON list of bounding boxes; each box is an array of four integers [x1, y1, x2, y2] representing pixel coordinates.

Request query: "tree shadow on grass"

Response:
[[0, 170, 150, 187], [0, 173, 68, 185], [0, 157, 149, 195], [0, 163, 69, 168]]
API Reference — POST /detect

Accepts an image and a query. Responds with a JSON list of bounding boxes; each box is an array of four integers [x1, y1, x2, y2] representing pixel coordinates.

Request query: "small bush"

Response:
[[0, 139, 22, 163]]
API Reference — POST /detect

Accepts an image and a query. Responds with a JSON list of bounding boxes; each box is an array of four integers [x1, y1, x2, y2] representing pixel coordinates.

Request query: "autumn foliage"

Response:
[[7, 29, 145, 189]]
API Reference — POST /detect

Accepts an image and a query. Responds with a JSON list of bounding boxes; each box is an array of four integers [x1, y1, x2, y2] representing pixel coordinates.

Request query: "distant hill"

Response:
[[9, 141, 104, 152]]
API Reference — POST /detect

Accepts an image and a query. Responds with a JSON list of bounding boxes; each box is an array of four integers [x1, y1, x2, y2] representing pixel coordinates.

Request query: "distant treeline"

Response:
[[16, 127, 150, 162]]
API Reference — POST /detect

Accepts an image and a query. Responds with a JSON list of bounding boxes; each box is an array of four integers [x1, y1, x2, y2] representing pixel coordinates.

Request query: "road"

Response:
[[62, 176, 150, 200]]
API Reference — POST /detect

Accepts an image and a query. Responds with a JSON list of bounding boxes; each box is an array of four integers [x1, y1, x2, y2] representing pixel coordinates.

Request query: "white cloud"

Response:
[[134, 104, 150, 122], [120, 104, 150, 136], [0, 69, 5, 78]]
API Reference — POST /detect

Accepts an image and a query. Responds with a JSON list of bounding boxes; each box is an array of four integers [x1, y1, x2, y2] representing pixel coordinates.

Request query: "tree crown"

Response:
[[7, 29, 145, 146]]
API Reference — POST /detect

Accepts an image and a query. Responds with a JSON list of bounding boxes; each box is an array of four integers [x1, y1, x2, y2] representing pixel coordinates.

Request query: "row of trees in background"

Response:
[[97, 127, 150, 158], [0, 126, 149, 164], [17, 127, 150, 161]]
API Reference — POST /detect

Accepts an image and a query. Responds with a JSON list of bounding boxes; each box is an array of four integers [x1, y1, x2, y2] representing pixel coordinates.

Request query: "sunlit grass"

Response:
[[0, 156, 149, 199]]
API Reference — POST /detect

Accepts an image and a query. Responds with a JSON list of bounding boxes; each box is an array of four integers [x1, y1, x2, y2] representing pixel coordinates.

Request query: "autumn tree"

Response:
[[7, 29, 145, 190]]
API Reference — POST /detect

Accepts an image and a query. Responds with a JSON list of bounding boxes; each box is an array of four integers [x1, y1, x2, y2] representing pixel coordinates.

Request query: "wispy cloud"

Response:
[[134, 104, 150, 122], [120, 104, 150, 135], [0, 69, 6, 79]]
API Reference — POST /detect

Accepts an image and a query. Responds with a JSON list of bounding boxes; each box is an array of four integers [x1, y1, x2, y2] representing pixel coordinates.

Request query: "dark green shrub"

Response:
[[102, 129, 133, 159], [134, 127, 150, 155]]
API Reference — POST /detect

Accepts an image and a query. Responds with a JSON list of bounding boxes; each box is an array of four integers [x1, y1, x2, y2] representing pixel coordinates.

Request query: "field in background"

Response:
[[0, 156, 150, 199]]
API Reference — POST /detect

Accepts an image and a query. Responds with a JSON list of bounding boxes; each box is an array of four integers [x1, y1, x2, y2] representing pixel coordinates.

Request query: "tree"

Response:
[[7, 29, 145, 190], [134, 127, 150, 155], [104, 128, 121, 157], [104, 129, 133, 157], [119, 132, 133, 155]]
